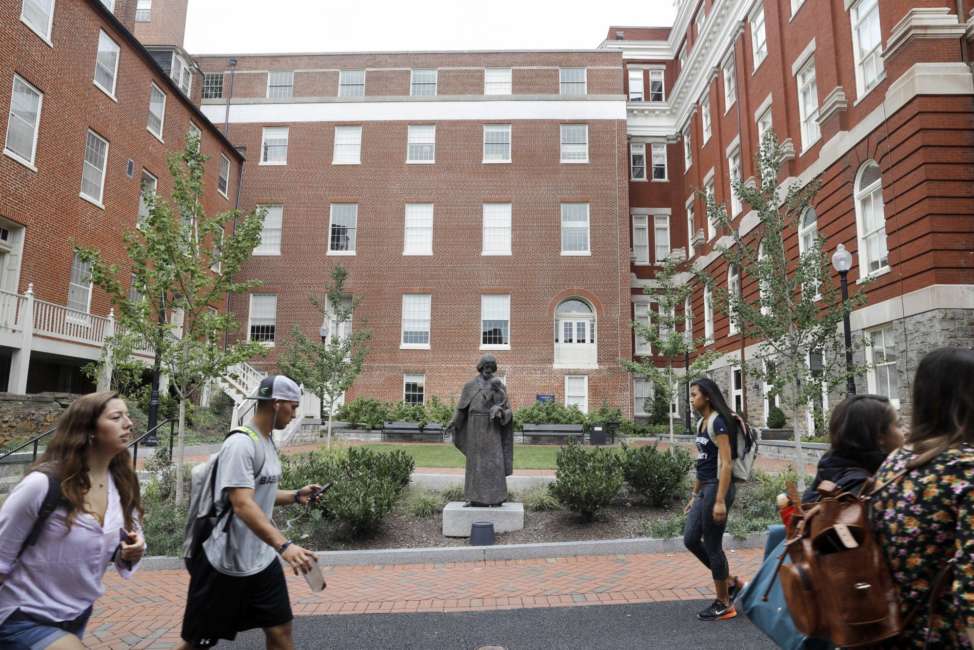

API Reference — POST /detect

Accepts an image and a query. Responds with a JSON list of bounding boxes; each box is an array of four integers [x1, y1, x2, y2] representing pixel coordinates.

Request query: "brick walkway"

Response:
[[84, 548, 763, 649]]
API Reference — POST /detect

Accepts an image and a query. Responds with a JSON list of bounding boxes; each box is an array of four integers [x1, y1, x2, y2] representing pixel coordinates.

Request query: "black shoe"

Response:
[[728, 576, 744, 602], [697, 599, 737, 621]]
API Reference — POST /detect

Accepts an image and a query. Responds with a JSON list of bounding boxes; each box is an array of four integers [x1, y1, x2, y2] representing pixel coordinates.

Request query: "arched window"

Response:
[[798, 207, 818, 255], [727, 264, 741, 335], [555, 298, 597, 368], [854, 161, 889, 276]]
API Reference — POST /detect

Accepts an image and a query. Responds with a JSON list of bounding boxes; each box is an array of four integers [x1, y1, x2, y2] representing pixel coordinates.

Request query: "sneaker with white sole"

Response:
[[696, 599, 737, 621]]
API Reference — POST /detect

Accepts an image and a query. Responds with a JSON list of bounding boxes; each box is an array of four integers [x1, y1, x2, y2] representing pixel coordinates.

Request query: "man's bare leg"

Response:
[[263, 621, 294, 650]]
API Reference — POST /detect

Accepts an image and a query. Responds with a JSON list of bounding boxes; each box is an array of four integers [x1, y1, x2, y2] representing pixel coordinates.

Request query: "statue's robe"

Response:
[[449, 378, 514, 506]]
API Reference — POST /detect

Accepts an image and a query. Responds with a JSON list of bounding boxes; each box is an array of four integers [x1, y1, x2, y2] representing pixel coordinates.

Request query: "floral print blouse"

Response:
[[871, 444, 974, 649]]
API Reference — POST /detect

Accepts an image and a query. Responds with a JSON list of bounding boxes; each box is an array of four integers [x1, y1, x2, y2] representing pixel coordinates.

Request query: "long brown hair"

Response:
[[32, 391, 143, 531], [908, 347, 974, 468]]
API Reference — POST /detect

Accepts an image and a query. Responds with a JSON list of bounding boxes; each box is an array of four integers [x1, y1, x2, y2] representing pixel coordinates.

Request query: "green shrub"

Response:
[[650, 391, 670, 425], [518, 484, 561, 512], [514, 402, 587, 431], [622, 443, 693, 507], [550, 441, 624, 521], [726, 469, 797, 538], [642, 512, 687, 539], [337, 398, 388, 430], [440, 485, 466, 502], [766, 405, 787, 429], [141, 479, 188, 556], [388, 401, 428, 427], [401, 488, 445, 517], [425, 396, 455, 427], [586, 402, 622, 428]]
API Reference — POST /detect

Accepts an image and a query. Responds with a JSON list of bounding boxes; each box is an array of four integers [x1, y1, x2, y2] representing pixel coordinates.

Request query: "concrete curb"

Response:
[[138, 531, 768, 571]]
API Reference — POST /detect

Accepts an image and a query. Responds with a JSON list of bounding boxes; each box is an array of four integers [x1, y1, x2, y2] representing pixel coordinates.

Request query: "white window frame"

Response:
[[703, 284, 714, 343], [202, 72, 223, 99], [797, 57, 820, 151], [651, 143, 667, 181], [630, 143, 646, 181], [684, 295, 693, 346], [328, 203, 358, 255], [850, 0, 884, 100], [632, 214, 649, 264], [483, 124, 511, 163], [253, 204, 283, 256], [654, 214, 670, 264], [80, 129, 109, 207], [173, 54, 192, 96], [798, 207, 822, 300], [854, 161, 889, 277], [67, 252, 93, 318], [480, 294, 511, 350], [21, 0, 56, 44], [751, 4, 768, 69], [682, 125, 692, 171], [560, 124, 588, 164], [93, 30, 120, 99], [728, 145, 742, 216], [757, 240, 771, 314], [686, 200, 696, 257], [410, 69, 438, 97], [701, 96, 712, 144], [266, 71, 294, 99], [4, 75, 43, 169], [727, 264, 741, 335], [403, 374, 426, 405], [634, 301, 652, 355], [400, 294, 432, 349], [866, 325, 899, 407], [135, 0, 150, 21], [332, 125, 362, 165], [482, 203, 512, 256], [147, 82, 166, 141], [564, 375, 589, 414], [704, 172, 716, 240], [628, 68, 644, 102], [260, 126, 288, 165], [339, 69, 366, 97], [757, 104, 773, 146], [559, 68, 586, 96], [247, 294, 277, 346], [217, 154, 230, 199], [187, 122, 201, 152], [484, 68, 512, 95], [723, 59, 736, 112], [634, 377, 652, 417], [137, 169, 157, 228], [648, 69, 665, 102], [560, 203, 590, 256], [406, 124, 436, 164], [403, 203, 434, 256]]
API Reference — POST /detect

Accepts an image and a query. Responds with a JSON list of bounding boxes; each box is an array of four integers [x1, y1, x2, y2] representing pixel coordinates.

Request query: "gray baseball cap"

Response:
[[251, 374, 302, 402]]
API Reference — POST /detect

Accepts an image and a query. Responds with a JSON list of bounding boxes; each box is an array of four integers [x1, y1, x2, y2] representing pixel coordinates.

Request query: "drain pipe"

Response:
[[223, 146, 246, 352]]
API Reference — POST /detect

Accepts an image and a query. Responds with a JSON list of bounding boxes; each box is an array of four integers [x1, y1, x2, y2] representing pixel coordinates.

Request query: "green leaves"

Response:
[[550, 441, 625, 521]]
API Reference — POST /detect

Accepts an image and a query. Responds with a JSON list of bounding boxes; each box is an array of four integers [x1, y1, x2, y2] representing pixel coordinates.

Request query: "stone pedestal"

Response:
[[442, 501, 524, 537]]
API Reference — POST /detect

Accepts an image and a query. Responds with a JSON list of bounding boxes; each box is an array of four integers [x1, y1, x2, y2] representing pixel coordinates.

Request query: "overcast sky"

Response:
[[185, 0, 677, 55]]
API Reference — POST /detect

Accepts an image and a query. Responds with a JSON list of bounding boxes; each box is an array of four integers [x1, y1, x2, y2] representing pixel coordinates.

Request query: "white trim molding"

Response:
[[850, 284, 974, 331], [791, 38, 817, 76], [885, 8, 967, 61], [817, 86, 849, 125]]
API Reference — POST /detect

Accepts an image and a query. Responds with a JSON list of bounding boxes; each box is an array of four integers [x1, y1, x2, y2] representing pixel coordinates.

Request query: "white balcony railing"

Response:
[[0, 290, 25, 330], [33, 299, 110, 347]]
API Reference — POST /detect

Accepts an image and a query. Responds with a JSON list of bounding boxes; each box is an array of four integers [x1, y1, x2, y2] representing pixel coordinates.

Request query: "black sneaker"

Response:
[[728, 576, 744, 602], [697, 599, 737, 621]]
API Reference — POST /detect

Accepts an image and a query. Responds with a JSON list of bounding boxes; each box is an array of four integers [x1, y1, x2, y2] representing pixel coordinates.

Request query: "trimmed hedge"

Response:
[[550, 441, 624, 521]]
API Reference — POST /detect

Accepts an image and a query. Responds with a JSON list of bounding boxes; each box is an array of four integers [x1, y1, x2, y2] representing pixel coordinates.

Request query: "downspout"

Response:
[[223, 148, 245, 352]]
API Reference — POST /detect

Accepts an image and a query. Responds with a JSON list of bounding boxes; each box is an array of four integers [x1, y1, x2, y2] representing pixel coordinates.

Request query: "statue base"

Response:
[[442, 501, 524, 538]]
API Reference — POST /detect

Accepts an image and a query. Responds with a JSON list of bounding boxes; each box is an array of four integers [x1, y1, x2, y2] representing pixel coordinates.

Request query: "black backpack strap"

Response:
[[17, 472, 64, 559]]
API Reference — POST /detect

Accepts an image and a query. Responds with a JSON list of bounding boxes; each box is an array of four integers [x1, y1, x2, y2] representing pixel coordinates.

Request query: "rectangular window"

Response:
[[202, 72, 223, 99], [704, 284, 714, 343], [565, 376, 588, 414], [630, 143, 646, 181], [248, 294, 277, 344], [21, 0, 55, 42], [187, 122, 201, 152], [403, 203, 433, 255], [135, 0, 150, 21], [407, 125, 435, 163], [797, 58, 820, 150], [147, 83, 166, 140], [328, 203, 357, 254], [628, 68, 643, 101], [339, 69, 365, 97], [401, 294, 431, 347], [484, 68, 512, 95], [261, 127, 288, 164], [851, 0, 883, 97], [654, 214, 670, 263], [704, 176, 716, 239], [173, 54, 192, 95], [559, 68, 586, 95], [728, 147, 742, 216], [266, 71, 293, 99], [333, 125, 362, 164], [686, 203, 696, 255], [560, 203, 590, 255], [137, 170, 157, 228], [483, 124, 511, 162], [560, 124, 588, 163], [751, 6, 768, 68], [634, 302, 651, 355], [254, 204, 283, 255], [128, 272, 142, 304], [410, 69, 437, 96], [481, 295, 510, 347], [757, 105, 773, 145], [701, 97, 711, 143], [683, 125, 692, 171], [649, 69, 665, 102], [403, 374, 425, 405], [94, 31, 120, 97], [684, 296, 693, 345], [651, 143, 667, 181], [217, 154, 230, 198], [634, 378, 652, 416], [80, 130, 108, 205], [632, 214, 649, 264], [867, 326, 899, 404], [482, 203, 512, 255], [4, 75, 43, 167], [723, 60, 736, 110], [67, 252, 92, 315]]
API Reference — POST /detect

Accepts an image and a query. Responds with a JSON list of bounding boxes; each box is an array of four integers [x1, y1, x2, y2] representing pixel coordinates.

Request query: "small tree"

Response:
[[701, 132, 867, 488], [77, 136, 267, 503], [278, 265, 371, 449], [622, 255, 720, 440]]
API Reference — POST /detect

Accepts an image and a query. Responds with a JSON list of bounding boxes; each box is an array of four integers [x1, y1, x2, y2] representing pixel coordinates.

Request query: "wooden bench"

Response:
[[381, 421, 446, 442], [520, 423, 586, 445]]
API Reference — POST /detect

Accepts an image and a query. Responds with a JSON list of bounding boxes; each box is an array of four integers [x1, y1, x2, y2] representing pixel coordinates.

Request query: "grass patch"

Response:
[[359, 443, 579, 470]]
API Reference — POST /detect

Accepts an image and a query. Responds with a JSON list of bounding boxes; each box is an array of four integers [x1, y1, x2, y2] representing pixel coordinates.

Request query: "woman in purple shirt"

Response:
[[0, 391, 146, 649]]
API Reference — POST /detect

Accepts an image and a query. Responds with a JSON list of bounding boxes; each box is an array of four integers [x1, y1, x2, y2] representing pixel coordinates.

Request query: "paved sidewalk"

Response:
[[84, 548, 763, 649]]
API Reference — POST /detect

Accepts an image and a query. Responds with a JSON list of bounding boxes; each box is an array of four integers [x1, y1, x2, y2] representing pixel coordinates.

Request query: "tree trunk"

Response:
[[326, 408, 334, 450], [668, 363, 675, 443], [792, 378, 807, 492], [175, 398, 188, 504], [318, 390, 326, 439]]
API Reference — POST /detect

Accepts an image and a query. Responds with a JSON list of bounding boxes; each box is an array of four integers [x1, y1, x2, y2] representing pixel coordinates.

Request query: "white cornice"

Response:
[[817, 86, 849, 125], [885, 8, 967, 61]]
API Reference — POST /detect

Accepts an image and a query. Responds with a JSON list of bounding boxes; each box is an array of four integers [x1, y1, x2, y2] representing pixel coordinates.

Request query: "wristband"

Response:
[[293, 490, 300, 504], [278, 540, 292, 555]]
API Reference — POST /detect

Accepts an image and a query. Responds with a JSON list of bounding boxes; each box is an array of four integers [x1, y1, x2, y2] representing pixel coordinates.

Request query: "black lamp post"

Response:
[[684, 348, 692, 436], [831, 243, 856, 397]]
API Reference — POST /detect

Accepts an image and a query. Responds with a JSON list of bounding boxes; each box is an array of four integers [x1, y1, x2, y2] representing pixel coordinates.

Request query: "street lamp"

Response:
[[831, 243, 856, 397]]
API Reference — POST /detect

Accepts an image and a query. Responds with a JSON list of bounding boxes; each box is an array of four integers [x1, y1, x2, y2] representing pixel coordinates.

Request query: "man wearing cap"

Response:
[[179, 375, 320, 650]]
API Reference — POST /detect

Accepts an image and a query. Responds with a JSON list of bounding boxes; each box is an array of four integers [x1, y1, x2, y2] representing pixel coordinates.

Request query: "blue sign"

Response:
[[536, 394, 555, 403]]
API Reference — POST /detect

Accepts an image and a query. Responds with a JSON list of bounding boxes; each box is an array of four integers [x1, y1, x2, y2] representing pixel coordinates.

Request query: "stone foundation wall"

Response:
[[0, 393, 78, 448]]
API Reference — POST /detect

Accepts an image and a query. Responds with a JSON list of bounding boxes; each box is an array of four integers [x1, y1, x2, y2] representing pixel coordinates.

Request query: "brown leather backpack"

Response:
[[770, 468, 954, 648]]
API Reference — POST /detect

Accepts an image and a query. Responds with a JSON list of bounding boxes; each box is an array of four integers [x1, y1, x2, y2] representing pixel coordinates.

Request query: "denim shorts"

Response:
[[0, 606, 92, 650]]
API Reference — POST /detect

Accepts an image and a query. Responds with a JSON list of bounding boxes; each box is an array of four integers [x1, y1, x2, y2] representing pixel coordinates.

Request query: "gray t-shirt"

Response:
[[202, 422, 282, 577]]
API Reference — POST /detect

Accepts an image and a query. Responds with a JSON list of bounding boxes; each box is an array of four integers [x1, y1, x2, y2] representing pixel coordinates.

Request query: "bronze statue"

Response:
[[446, 355, 514, 506]]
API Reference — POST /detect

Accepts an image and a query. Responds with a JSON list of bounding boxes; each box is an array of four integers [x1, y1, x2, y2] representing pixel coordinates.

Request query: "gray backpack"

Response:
[[181, 426, 265, 568], [704, 412, 759, 482]]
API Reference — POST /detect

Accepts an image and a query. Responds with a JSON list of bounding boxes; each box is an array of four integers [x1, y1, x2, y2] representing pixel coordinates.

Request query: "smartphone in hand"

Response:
[[310, 482, 333, 503], [303, 558, 326, 592]]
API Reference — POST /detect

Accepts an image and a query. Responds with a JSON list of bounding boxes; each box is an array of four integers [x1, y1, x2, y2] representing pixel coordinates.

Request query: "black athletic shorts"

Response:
[[180, 554, 293, 647]]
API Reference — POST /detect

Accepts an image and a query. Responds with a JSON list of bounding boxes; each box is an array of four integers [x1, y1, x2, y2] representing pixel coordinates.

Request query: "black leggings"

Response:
[[683, 481, 736, 582]]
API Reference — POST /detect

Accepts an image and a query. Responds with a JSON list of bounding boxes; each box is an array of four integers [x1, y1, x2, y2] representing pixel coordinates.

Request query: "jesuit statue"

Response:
[[446, 355, 514, 506]]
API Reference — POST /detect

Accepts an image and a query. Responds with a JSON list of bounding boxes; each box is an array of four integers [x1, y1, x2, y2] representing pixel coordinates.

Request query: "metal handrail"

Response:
[[0, 426, 58, 464], [128, 418, 176, 469]]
